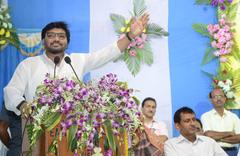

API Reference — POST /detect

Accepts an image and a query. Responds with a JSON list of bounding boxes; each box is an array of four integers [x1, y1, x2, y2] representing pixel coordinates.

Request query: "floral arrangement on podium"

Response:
[[26, 73, 142, 156], [110, 0, 168, 76]]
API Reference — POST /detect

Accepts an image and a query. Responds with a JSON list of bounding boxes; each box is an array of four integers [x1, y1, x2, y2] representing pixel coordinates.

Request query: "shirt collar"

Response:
[[42, 52, 69, 67], [212, 108, 228, 116], [177, 135, 203, 144]]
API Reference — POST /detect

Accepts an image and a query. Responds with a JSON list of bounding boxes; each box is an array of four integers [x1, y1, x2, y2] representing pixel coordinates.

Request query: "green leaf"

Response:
[[43, 112, 62, 131], [110, 13, 126, 34], [201, 47, 216, 66], [138, 42, 153, 65], [103, 120, 116, 154], [195, 0, 211, 5], [48, 136, 58, 153], [192, 23, 210, 37], [124, 50, 141, 76], [231, 42, 240, 60], [70, 138, 78, 152], [67, 125, 78, 151], [201, 70, 215, 79], [133, 0, 147, 17], [227, 3, 238, 21], [147, 23, 169, 37]]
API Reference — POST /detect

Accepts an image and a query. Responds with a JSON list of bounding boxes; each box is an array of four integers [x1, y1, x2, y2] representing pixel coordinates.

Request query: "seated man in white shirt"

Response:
[[134, 97, 168, 156], [201, 88, 240, 156], [164, 106, 227, 156]]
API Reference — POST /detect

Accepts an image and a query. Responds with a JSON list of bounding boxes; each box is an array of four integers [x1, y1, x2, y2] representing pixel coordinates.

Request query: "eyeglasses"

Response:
[[212, 95, 224, 99], [46, 32, 66, 40]]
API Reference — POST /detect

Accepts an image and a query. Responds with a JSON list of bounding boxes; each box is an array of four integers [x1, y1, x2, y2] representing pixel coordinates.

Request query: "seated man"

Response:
[[0, 103, 22, 156], [134, 97, 168, 156], [201, 88, 240, 156], [195, 118, 204, 135], [164, 106, 227, 156]]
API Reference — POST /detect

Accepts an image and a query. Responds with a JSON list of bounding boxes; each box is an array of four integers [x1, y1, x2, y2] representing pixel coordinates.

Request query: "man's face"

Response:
[[210, 88, 226, 108], [43, 28, 68, 54], [195, 121, 203, 133], [142, 100, 156, 119], [175, 113, 197, 136]]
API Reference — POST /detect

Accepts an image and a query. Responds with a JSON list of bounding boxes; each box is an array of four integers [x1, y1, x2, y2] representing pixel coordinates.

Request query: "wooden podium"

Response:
[[22, 120, 74, 156], [22, 119, 128, 156]]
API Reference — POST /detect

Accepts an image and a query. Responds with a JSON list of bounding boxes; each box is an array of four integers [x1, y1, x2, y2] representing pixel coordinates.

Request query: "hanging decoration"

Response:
[[193, 0, 240, 109], [110, 0, 169, 76], [0, 0, 19, 50]]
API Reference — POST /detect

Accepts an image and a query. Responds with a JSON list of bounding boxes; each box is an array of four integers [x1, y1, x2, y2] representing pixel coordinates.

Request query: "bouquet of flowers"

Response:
[[27, 73, 142, 156], [207, 15, 233, 59], [0, 0, 19, 50], [211, 70, 236, 107], [110, 0, 168, 76], [213, 78, 235, 99], [192, 14, 236, 65]]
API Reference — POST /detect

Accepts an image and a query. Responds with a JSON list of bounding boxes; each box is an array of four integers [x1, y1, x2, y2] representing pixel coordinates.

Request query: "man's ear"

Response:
[[175, 123, 180, 130], [41, 40, 45, 50]]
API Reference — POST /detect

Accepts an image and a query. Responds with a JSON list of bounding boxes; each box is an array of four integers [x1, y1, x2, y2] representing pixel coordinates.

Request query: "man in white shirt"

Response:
[[3, 15, 149, 156], [164, 106, 227, 156], [135, 97, 168, 156], [141, 97, 168, 140], [201, 88, 240, 156]]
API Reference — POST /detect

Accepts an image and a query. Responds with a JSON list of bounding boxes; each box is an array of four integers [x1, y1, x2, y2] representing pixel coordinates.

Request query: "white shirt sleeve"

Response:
[[201, 113, 211, 131], [233, 114, 240, 134], [4, 61, 29, 115], [82, 42, 121, 72], [212, 140, 228, 156]]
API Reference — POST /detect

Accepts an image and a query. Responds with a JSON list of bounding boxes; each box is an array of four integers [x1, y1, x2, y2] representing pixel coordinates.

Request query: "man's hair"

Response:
[[41, 21, 70, 43], [141, 97, 156, 108], [209, 88, 226, 99], [174, 107, 195, 123], [196, 118, 203, 128]]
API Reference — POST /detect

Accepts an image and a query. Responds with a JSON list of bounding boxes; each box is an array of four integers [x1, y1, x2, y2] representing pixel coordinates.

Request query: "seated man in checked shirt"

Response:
[[134, 97, 168, 156]]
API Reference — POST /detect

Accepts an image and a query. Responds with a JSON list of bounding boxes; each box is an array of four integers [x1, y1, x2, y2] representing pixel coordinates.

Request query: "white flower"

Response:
[[218, 81, 225, 87], [92, 147, 103, 156], [226, 91, 235, 99], [225, 79, 232, 85], [222, 84, 231, 92]]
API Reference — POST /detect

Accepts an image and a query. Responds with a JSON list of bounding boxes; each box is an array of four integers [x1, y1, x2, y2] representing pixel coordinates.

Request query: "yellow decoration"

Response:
[[143, 28, 146, 33], [123, 130, 128, 156], [5, 31, 10, 38], [0, 40, 6, 45], [0, 28, 5, 35], [217, 1, 240, 109], [125, 20, 130, 25], [126, 27, 130, 32], [120, 27, 126, 32]]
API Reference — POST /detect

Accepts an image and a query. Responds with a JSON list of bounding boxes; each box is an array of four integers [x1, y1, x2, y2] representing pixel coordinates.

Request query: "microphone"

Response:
[[64, 56, 81, 82], [53, 56, 60, 78]]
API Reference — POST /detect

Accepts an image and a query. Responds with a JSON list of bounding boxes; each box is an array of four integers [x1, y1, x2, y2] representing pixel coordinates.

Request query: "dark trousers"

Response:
[[222, 147, 238, 156]]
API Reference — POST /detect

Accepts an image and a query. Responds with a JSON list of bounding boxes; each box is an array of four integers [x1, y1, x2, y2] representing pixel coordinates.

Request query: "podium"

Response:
[[22, 122, 128, 156]]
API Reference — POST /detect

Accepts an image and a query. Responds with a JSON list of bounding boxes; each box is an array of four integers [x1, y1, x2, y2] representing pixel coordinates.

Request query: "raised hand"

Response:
[[129, 13, 149, 37]]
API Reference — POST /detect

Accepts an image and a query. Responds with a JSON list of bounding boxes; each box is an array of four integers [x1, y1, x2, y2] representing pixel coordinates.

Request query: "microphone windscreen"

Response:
[[54, 56, 60, 65], [64, 56, 71, 64]]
